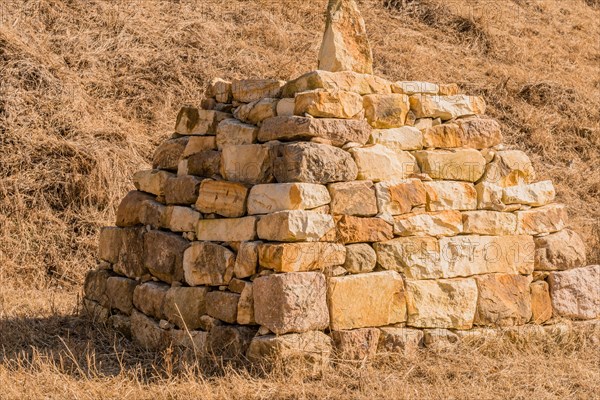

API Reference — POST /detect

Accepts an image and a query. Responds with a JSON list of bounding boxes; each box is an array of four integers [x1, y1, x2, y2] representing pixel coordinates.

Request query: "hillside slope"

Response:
[[1, 0, 599, 290]]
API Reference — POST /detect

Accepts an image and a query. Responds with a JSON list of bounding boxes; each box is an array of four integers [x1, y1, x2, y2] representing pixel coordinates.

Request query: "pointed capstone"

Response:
[[318, 0, 373, 74]]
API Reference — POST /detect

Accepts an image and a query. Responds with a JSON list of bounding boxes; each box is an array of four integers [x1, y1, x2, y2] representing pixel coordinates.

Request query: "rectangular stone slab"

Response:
[[258, 242, 346, 272]]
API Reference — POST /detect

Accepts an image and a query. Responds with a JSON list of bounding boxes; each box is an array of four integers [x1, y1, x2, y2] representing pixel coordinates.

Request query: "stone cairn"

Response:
[[83, 0, 599, 363]]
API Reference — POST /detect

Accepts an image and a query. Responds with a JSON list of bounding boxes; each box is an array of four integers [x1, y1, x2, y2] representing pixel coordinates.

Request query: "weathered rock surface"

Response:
[[282, 70, 391, 97], [318, 0, 373, 74], [480, 150, 535, 187], [257, 210, 335, 242], [144, 230, 189, 283], [163, 205, 200, 232], [331, 328, 380, 360], [99, 227, 147, 278], [375, 179, 426, 215], [350, 144, 418, 182], [234, 241, 260, 279], [274, 142, 358, 184], [530, 281, 552, 324], [378, 327, 423, 354], [231, 79, 285, 103], [369, 127, 423, 151], [548, 265, 600, 320], [328, 180, 378, 216], [259, 116, 371, 146], [130, 310, 167, 351], [247, 331, 332, 368], [413, 149, 486, 182], [462, 210, 518, 235], [106, 276, 137, 315], [183, 242, 235, 286], [164, 175, 202, 205], [196, 217, 257, 242], [233, 98, 278, 125], [133, 282, 169, 320], [207, 325, 256, 360], [221, 144, 277, 185], [253, 272, 329, 334], [175, 106, 230, 135], [206, 77, 232, 103], [393, 210, 463, 237], [534, 229, 587, 271], [133, 170, 173, 197], [195, 179, 249, 218], [335, 215, 393, 244], [328, 271, 406, 330], [163, 286, 209, 330], [343, 243, 376, 274], [152, 137, 188, 171], [216, 118, 258, 150], [237, 282, 255, 325], [516, 204, 567, 235], [185, 150, 221, 178], [405, 278, 478, 329], [294, 90, 363, 119], [258, 242, 346, 272], [474, 274, 532, 327], [503, 181, 555, 206], [423, 181, 477, 211], [409, 94, 486, 120], [247, 183, 331, 215], [183, 136, 217, 158], [206, 291, 240, 324], [363, 94, 410, 128], [422, 118, 502, 149]]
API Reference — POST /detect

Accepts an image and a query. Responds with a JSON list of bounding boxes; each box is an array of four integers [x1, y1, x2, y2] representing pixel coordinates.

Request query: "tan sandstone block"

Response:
[[133, 169, 174, 197], [413, 149, 486, 182], [152, 137, 188, 171], [206, 291, 240, 324], [462, 210, 518, 235], [530, 281, 552, 324], [247, 183, 331, 215], [215, 118, 258, 150], [392, 81, 439, 95], [130, 310, 168, 351], [195, 180, 249, 218], [369, 126, 423, 151], [258, 242, 346, 272], [503, 181, 556, 207], [516, 204, 567, 235], [144, 230, 189, 284], [328, 271, 406, 330], [375, 178, 427, 215], [423, 181, 477, 211], [276, 98, 295, 116], [106, 277, 137, 315], [409, 94, 486, 120], [237, 283, 255, 325], [164, 175, 202, 205], [234, 241, 260, 279], [196, 216, 257, 242], [183, 242, 235, 286], [206, 77, 232, 103], [350, 144, 418, 182], [231, 79, 285, 103], [363, 94, 410, 128], [257, 210, 335, 242], [474, 274, 532, 327], [106, 227, 146, 278], [133, 282, 169, 320], [185, 150, 221, 177], [343, 243, 377, 274], [163, 286, 209, 330], [221, 144, 277, 185], [233, 98, 278, 125], [183, 136, 217, 157], [246, 331, 332, 369], [258, 116, 371, 146], [374, 236, 440, 278], [475, 181, 506, 211], [378, 327, 423, 354], [84, 269, 113, 307], [282, 70, 391, 98], [335, 215, 394, 244], [331, 328, 380, 361], [253, 272, 329, 334], [405, 278, 478, 329], [318, 0, 373, 74], [294, 90, 363, 119], [422, 117, 502, 149], [163, 206, 200, 232], [328, 181, 377, 216], [548, 265, 600, 320], [393, 210, 463, 237], [175, 106, 230, 135], [534, 229, 587, 271], [480, 150, 536, 187]]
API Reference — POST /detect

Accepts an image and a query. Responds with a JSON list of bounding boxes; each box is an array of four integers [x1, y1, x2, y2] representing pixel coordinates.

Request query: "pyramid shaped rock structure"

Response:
[[83, 69, 599, 362]]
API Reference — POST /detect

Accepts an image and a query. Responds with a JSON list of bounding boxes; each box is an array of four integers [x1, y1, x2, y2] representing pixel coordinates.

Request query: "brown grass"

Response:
[[0, 0, 599, 397]]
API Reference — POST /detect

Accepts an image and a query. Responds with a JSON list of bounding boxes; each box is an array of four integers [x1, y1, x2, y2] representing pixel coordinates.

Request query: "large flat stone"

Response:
[[349, 144, 418, 182], [548, 265, 600, 320], [534, 229, 587, 271], [335, 215, 394, 244], [231, 79, 285, 103], [163, 206, 200, 232], [246, 331, 332, 369], [257, 210, 335, 242], [163, 286, 209, 330], [369, 127, 423, 151], [516, 204, 567, 235], [462, 210, 518, 235], [393, 210, 463, 237], [132, 169, 173, 197], [152, 137, 188, 171], [195, 179, 249, 218], [253, 272, 329, 334], [328, 180, 378, 216], [247, 183, 331, 215], [221, 144, 277, 185], [206, 291, 240, 324], [144, 230, 189, 283], [480, 150, 535, 187], [405, 278, 478, 329], [175, 106, 231, 135], [363, 94, 410, 128], [185, 150, 221, 178], [164, 175, 202, 205], [503, 181, 555, 207], [282, 70, 391, 97], [183, 136, 216, 158], [413, 149, 486, 182], [233, 98, 278, 125], [215, 118, 258, 150], [133, 282, 169, 320], [423, 181, 477, 211], [328, 271, 406, 330], [274, 142, 358, 184], [258, 115, 371, 146], [374, 236, 440, 278], [374, 179, 426, 215], [195, 217, 257, 242], [294, 90, 363, 119], [183, 242, 235, 286], [422, 117, 502, 149], [409, 94, 486, 120], [258, 242, 346, 272], [474, 274, 532, 327]]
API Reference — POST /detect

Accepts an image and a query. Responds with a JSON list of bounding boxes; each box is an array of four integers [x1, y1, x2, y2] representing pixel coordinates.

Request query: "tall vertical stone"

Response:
[[318, 0, 373, 74]]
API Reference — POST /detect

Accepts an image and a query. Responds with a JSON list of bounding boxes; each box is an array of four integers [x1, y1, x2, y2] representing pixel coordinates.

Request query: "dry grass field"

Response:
[[1, 0, 599, 398]]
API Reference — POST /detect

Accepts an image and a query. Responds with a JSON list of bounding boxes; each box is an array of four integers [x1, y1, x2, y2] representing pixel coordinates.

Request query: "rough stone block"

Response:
[[206, 291, 240, 324], [331, 328, 380, 361], [405, 278, 478, 329], [206, 77, 232, 103], [363, 94, 410, 128], [231, 79, 285, 103], [246, 331, 332, 369], [422, 117, 502, 149], [196, 217, 257, 242], [378, 327, 423, 354], [257, 210, 335, 242], [534, 229, 587, 271], [116, 191, 155, 227], [130, 310, 167, 351], [253, 272, 329, 334], [170, 330, 208, 353], [164, 175, 202, 205], [282, 70, 391, 98], [233, 98, 278, 125], [247, 183, 331, 215], [163, 286, 209, 330], [106, 276, 137, 315], [531, 281, 552, 324], [343, 243, 376, 274], [349, 144, 418, 182], [258, 115, 371, 146], [234, 241, 260, 279], [462, 210, 518, 236], [207, 325, 257, 360], [183, 136, 217, 158], [221, 144, 276, 185], [474, 274, 532, 327], [183, 242, 235, 286], [409, 94, 486, 120], [153, 137, 188, 171], [328, 181, 377, 216], [375, 178, 427, 215], [516, 203, 567, 235], [335, 215, 393, 244], [369, 127, 423, 151], [195, 179, 249, 218], [84, 269, 114, 307], [548, 265, 600, 320], [503, 180, 555, 206], [258, 242, 346, 272], [215, 118, 258, 150], [423, 181, 477, 211], [186, 150, 221, 178], [413, 149, 486, 182], [392, 81, 439, 95], [133, 281, 169, 320], [144, 230, 189, 284], [393, 210, 463, 237], [294, 90, 363, 119], [274, 142, 358, 184], [163, 205, 200, 232], [327, 271, 406, 330], [237, 282, 255, 325], [175, 106, 230, 135], [133, 169, 174, 197], [480, 150, 535, 187]]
